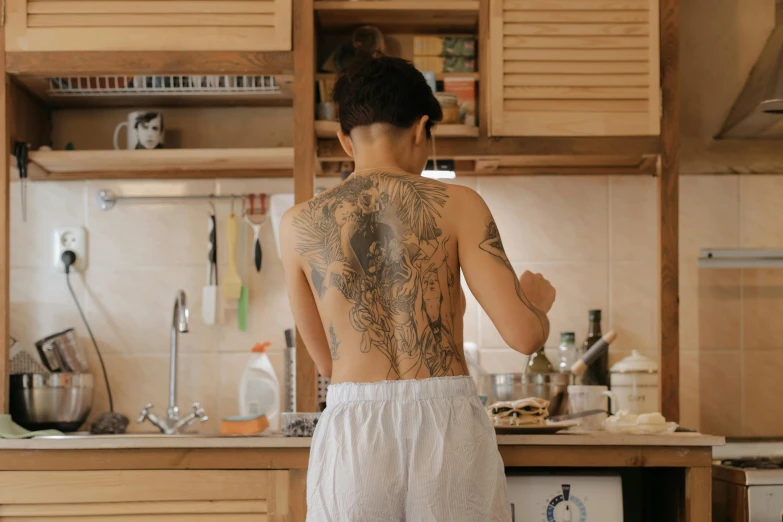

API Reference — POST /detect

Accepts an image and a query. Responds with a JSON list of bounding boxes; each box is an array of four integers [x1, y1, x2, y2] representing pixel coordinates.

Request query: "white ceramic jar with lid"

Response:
[[609, 350, 659, 414]]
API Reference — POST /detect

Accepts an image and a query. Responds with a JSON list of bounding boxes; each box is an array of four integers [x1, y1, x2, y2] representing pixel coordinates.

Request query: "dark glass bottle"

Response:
[[581, 310, 608, 386], [526, 346, 555, 374]]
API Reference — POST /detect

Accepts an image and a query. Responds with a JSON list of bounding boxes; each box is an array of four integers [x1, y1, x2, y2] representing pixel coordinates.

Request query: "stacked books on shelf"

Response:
[[414, 36, 477, 128]]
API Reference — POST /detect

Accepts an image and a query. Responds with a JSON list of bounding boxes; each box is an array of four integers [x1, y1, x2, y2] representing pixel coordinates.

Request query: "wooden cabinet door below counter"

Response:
[[5, 0, 292, 52], [0, 470, 291, 520], [489, 0, 660, 136]]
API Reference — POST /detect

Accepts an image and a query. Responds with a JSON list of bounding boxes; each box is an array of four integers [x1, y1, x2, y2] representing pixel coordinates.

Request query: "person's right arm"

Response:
[[456, 188, 556, 355]]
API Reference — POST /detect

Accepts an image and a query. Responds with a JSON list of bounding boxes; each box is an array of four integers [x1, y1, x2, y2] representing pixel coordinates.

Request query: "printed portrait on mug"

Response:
[[134, 112, 164, 149]]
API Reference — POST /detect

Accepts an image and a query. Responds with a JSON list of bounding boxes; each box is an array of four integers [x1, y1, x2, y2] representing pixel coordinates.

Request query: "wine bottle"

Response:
[[526, 346, 554, 374], [581, 310, 609, 386]]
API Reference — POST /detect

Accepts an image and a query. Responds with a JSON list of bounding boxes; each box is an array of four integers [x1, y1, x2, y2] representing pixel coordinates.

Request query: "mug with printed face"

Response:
[[113, 111, 165, 150]]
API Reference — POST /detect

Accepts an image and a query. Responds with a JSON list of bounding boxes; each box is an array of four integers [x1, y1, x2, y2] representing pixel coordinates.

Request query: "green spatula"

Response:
[[238, 216, 249, 332]]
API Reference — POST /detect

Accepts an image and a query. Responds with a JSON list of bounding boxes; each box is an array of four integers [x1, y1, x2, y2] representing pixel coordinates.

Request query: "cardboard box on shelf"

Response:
[[443, 77, 476, 127], [414, 36, 476, 58], [413, 56, 476, 74]]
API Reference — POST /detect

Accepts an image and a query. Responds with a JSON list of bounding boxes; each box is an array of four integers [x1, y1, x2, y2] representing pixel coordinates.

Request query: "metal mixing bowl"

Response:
[[10, 373, 94, 431], [477, 372, 573, 416]]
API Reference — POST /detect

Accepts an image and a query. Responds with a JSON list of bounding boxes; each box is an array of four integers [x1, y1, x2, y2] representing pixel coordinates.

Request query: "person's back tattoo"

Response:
[[292, 171, 466, 379]]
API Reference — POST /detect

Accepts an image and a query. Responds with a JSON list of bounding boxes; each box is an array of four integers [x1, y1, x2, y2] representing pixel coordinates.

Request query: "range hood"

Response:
[[718, 1, 783, 138]]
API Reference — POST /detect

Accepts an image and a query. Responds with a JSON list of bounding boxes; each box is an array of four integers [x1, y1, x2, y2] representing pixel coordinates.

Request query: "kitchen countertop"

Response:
[[0, 431, 723, 450]]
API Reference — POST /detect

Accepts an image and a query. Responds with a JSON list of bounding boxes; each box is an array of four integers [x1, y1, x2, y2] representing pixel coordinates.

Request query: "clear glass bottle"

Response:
[[526, 346, 555, 374], [557, 331, 577, 373]]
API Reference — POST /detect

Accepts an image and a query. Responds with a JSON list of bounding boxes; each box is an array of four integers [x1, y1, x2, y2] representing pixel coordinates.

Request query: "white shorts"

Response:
[[306, 376, 512, 522]]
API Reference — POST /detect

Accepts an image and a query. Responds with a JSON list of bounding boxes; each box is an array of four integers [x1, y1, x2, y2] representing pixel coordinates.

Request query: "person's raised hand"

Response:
[[519, 271, 556, 314]]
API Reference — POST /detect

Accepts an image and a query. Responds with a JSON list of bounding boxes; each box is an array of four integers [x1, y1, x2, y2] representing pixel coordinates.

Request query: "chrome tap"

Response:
[[138, 290, 208, 434]]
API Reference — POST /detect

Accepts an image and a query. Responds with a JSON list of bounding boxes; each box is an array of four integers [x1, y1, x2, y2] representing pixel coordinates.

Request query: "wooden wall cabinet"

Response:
[[5, 0, 292, 52], [488, 0, 661, 136], [0, 470, 292, 520]]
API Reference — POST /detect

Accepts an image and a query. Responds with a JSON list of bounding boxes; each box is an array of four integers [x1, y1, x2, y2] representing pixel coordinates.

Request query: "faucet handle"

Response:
[[137, 403, 154, 423], [191, 402, 208, 423]]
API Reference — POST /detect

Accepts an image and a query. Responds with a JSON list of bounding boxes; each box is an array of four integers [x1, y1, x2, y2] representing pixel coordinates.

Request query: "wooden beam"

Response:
[[8, 80, 50, 150], [478, 0, 490, 137], [0, 448, 310, 471], [659, 0, 679, 422], [293, 0, 318, 414], [499, 446, 712, 468], [0, 28, 9, 414], [6, 51, 293, 76], [685, 467, 712, 522], [471, 166, 655, 176], [289, 469, 307, 522], [317, 135, 659, 159], [27, 169, 295, 181]]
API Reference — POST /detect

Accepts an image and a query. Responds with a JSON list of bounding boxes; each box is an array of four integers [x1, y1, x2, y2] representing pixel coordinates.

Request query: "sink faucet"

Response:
[[138, 290, 208, 434]]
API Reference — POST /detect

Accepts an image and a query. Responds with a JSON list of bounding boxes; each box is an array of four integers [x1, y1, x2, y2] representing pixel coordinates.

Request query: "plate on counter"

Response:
[[493, 421, 579, 435]]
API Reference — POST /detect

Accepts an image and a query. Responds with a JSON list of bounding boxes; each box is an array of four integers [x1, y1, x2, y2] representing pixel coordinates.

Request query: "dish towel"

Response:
[[0, 414, 62, 438]]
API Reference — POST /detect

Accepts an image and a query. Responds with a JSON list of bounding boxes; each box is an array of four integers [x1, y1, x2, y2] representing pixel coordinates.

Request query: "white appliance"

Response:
[[713, 441, 783, 521], [505, 473, 623, 522]]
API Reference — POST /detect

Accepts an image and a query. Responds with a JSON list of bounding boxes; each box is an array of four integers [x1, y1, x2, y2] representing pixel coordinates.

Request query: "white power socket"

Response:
[[53, 227, 87, 273]]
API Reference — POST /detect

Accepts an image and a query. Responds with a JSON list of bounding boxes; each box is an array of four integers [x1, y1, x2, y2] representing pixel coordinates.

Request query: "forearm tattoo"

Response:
[[328, 324, 340, 361], [292, 171, 467, 379], [478, 218, 548, 341]]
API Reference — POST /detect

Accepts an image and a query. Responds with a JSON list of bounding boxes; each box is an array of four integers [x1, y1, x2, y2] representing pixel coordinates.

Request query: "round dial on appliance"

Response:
[[545, 484, 587, 522]]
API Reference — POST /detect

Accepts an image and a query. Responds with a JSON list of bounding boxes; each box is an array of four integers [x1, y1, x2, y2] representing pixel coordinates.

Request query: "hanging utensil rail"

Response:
[[96, 189, 267, 211]]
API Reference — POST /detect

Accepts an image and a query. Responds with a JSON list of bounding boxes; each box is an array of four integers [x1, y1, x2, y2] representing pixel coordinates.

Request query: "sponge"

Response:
[[219, 414, 269, 436]]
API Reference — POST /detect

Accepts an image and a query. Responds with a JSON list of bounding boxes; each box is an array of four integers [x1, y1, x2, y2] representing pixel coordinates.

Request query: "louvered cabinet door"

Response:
[[6, 0, 292, 52], [489, 0, 660, 136]]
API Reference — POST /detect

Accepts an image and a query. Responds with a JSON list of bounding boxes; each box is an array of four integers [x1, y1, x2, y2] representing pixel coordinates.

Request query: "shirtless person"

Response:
[[280, 55, 556, 522]]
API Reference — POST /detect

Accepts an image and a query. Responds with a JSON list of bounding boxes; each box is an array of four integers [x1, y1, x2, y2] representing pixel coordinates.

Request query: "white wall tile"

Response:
[[609, 262, 658, 354], [740, 176, 783, 248], [610, 177, 657, 263], [478, 262, 609, 350], [10, 181, 86, 269], [680, 175, 740, 261], [478, 348, 528, 374], [479, 176, 608, 262], [10, 268, 87, 352], [84, 266, 218, 355], [86, 179, 216, 268], [97, 353, 219, 433]]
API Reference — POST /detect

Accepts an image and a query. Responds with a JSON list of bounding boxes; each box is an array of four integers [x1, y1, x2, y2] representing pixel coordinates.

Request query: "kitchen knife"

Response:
[[548, 409, 606, 423]]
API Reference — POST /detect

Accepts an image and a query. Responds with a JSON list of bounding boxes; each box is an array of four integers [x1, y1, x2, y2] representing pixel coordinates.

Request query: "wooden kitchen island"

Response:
[[0, 432, 723, 522]]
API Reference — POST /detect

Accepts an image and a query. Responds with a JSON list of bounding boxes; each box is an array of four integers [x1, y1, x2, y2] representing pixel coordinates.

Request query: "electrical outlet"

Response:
[[53, 227, 87, 273]]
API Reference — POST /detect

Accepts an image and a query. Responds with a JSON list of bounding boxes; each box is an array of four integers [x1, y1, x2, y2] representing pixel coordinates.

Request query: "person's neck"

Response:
[[351, 138, 416, 175]]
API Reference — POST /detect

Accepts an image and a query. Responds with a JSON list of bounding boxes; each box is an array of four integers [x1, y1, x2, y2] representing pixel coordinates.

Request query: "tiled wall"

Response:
[[679, 175, 783, 437], [9, 177, 338, 432], [11, 173, 782, 436], [458, 176, 659, 377]]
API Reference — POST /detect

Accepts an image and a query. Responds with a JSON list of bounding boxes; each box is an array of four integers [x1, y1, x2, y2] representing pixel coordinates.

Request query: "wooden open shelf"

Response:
[[17, 148, 294, 180], [314, 120, 478, 138], [315, 72, 479, 81], [314, 1, 480, 32], [13, 76, 294, 109]]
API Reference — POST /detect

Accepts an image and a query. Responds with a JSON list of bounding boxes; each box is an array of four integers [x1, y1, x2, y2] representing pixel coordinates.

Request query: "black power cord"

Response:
[[61, 250, 114, 412]]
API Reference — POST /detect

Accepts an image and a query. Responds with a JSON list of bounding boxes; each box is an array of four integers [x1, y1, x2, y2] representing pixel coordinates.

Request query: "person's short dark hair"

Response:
[[333, 53, 442, 138], [134, 112, 163, 130]]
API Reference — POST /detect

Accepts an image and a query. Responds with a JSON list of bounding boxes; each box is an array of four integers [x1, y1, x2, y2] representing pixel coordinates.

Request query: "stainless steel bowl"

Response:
[[10, 373, 94, 432], [478, 372, 573, 416]]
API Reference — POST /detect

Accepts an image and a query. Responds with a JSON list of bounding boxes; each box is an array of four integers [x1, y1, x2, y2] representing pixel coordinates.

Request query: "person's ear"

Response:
[[414, 115, 430, 145], [337, 130, 355, 158]]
